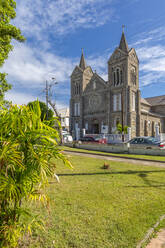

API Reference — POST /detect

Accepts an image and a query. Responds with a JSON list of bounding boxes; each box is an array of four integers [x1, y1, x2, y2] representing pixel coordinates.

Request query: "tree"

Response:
[[0, 0, 25, 104], [27, 100, 54, 125], [0, 101, 72, 247]]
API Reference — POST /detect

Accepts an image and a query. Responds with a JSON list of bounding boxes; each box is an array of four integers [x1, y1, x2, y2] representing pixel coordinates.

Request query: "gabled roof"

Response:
[[94, 72, 107, 85], [145, 95, 165, 106], [141, 98, 151, 106], [129, 48, 139, 63], [70, 65, 83, 77]]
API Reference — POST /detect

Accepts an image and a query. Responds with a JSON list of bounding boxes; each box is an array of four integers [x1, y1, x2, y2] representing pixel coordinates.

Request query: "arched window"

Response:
[[74, 84, 77, 95], [117, 69, 120, 85], [113, 72, 116, 86], [77, 84, 79, 95], [120, 70, 123, 84], [79, 84, 81, 94]]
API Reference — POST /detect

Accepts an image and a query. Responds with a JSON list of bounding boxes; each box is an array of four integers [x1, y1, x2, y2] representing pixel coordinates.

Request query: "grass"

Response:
[[22, 155, 165, 248], [61, 145, 165, 162]]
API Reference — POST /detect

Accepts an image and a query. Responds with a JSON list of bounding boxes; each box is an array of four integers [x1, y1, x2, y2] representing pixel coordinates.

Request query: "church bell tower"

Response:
[[108, 28, 141, 136]]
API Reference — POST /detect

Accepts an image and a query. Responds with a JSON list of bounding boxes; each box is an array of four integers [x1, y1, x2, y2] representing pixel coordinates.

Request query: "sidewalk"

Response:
[[146, 229, 165, 248]]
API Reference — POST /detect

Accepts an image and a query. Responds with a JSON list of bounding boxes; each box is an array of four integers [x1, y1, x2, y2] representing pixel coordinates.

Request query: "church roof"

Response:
[[141, 109, 165, 118], [119, 31, 129, 53], [145, 95, 165, 106], [94, 72, 107, 84], [141, 98, 151, 106], [79, 49, 87, 70]]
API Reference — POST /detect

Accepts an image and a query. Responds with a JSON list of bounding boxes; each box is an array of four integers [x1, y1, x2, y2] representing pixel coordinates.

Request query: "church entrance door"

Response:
[[93, 124, 99, 134], [92, 119, 99, 134]]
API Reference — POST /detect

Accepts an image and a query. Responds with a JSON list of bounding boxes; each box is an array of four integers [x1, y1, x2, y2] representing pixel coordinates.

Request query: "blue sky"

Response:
[[2, 0, 165, 109]]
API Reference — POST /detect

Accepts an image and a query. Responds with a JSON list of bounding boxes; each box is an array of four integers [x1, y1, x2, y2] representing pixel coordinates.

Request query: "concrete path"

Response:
[[64, 150, 165, 168], [146, 229, 165, 248]]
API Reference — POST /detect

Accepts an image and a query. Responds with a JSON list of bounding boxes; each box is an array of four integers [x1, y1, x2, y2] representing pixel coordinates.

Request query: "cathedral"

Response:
[[70, 30, 165, 138]]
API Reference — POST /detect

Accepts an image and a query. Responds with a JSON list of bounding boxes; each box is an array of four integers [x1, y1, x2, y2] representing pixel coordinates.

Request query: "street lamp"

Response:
[[45, 77, 58, 120]]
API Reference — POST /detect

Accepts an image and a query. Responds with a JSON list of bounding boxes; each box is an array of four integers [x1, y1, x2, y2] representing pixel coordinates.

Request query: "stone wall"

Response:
[[66, 143, 165, 156]]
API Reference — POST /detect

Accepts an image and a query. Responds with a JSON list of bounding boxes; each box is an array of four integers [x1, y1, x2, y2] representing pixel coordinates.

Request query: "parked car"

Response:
[[79, 136, 107, 144], [63, 133, 73, 143], [126, 136, 165, 149]]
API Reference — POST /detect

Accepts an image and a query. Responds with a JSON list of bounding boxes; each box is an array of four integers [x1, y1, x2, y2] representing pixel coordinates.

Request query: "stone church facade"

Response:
[[70, 31, 165, 138]]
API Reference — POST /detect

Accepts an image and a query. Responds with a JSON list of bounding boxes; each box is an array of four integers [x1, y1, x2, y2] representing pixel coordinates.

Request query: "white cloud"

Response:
[[5, 90, 68, 110], [14, 0, 115, 38], [2, 42, 76, 88], [129, 26, 165, 88], [2, 41, 110, 90], [5, 91, 36, 105]]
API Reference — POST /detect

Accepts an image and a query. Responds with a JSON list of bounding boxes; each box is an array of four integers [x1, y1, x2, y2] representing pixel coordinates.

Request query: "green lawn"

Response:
[[61, 145, 165, 162], [22, 155, 165, 248]]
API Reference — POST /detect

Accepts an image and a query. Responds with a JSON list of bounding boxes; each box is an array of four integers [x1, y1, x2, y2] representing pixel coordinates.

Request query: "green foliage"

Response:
[[0, 0, 25, 66], [0, 101, 72, 248], [27, 100, 54, 124], [0, 72, 11, 105], [117, 123, 128, 134], [0, 0, 25, 105]]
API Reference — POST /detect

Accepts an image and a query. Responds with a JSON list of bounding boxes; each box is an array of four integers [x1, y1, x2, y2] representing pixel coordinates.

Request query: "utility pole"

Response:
[[44, 77, 63, 144]]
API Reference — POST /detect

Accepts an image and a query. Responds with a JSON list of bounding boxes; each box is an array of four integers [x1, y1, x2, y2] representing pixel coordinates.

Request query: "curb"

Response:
[[136, 215, 165, 248], [63, 149, 165, 164]]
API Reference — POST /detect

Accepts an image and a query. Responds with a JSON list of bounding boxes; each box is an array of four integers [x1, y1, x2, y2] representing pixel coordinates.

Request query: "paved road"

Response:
[[64, 150, 165, 168]]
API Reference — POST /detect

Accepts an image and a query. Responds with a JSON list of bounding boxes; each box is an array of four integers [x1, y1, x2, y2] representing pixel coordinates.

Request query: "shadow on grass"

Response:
[[127, 172, 165, 188], [51, 170, 165, 188], [56, 170, 165, 177]]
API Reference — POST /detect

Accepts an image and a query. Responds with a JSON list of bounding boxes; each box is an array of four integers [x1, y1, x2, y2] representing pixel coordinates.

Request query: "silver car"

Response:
[[127, 136, 165, 149]]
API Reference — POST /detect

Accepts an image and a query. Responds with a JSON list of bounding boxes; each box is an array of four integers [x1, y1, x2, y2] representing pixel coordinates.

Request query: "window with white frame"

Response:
[[118, 93, 121, 111], [85, 122, 88, 130], [74, 102, 80, 116], [77, 102, 80, 116], [74, 103, 76, 115], [132, 92, 136, 111], [113, 93, 121, 111], [75, 122, 78, 130], [113, 94, 117, 111]]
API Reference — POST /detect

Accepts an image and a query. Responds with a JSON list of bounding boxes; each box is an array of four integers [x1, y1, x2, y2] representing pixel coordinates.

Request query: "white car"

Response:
[[63, 133, 73, 143]]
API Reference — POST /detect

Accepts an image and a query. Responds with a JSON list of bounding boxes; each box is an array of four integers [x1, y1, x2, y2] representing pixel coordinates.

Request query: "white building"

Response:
[[58, 108, 70, 131]]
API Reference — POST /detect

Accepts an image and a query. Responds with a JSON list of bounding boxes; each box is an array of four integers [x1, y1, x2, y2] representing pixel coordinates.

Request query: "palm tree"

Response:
[[0, 101, 71, 248]]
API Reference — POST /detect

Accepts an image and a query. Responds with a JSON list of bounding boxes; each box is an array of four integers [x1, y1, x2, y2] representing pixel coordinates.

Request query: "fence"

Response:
[[158, 133, 165, 142], [86, 133, 130, 144]]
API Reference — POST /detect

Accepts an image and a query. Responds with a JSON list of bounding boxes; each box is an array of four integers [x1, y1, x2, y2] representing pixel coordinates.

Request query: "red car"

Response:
[[79, 136, 107, 144]]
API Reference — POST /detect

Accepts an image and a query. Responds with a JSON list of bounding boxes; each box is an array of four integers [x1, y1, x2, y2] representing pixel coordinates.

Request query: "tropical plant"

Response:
[[116, 123, 128, 134], [27, 100, 54, 126], [0, 101, 72, 248]]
